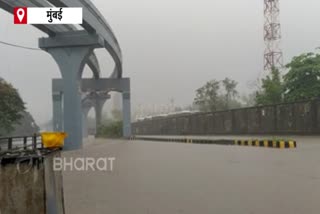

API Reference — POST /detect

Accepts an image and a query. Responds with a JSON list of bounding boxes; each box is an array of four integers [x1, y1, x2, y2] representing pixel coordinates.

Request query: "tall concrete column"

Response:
[[52, 92, 63, 131], [95, 99, 107, 130], [40, 31, 104, 150], [49, 47, 89, 150], [95, 102, 102, 130], [122, 92, 131, 137]]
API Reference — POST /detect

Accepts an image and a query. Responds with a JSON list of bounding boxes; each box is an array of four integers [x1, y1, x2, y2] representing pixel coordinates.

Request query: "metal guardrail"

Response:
[[0, 134, 63, 167], [0, 134, 43, 153]]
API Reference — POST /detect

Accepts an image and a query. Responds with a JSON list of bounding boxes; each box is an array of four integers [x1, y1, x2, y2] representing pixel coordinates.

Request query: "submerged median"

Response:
[[131, 136, 297, 149]]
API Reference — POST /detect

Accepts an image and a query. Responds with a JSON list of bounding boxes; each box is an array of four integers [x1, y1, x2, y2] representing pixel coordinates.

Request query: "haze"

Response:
[[0, 0, 319, 124]]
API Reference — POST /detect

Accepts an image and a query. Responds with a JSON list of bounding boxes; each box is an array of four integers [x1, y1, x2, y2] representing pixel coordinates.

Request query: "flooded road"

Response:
[[63, 138, 320, 214]]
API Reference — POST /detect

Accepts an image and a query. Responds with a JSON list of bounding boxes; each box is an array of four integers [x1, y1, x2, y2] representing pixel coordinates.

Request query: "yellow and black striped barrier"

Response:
[[234, 140, 297, 149], [130, 137, 297, 149]]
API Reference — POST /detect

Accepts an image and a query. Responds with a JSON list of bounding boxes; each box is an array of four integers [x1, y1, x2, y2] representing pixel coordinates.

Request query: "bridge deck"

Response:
[[62, 137, 320, 214]]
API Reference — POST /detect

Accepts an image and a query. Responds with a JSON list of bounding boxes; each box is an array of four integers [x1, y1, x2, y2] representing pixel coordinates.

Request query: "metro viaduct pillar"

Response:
[[40, 31, 104, 150], [82, 93, 111, 138], [53, 78, 132, 138], [94, 94, 110, 130]]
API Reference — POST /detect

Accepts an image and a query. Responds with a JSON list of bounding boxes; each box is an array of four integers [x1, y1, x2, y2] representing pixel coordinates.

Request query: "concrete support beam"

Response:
[[40, 31, 104, 150], [39, 30, 104, 49], [52, 78, 130, 93]]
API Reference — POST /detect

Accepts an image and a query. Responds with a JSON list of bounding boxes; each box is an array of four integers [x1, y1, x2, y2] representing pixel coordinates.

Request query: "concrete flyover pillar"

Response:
[[52, 92, 63, 131], [40, 31, 104, 150], [95, 101, 103, 130], [94, 98, 108, 130], [122, 91, 131, 138], [52, 78, 131, 139]]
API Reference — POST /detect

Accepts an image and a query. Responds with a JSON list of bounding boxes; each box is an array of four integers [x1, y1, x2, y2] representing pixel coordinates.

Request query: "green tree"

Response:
[[222, 78, 238, 109], [194, 80, 221, 112], [255, 68, 283, 105], [283, 53, 320, 102], [0, 78, 25, 135], [97, 120, 123, 138], [193, 78, 240, 112]]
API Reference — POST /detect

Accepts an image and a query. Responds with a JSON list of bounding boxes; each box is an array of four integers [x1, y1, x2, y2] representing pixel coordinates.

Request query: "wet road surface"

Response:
[[62, 137, 320, 214]]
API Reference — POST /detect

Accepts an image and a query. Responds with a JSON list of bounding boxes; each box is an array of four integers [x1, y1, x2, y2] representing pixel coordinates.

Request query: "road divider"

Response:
[[234, 140, 297, 149], [131, 136, 234, 145], [130, 136, 297, 149]]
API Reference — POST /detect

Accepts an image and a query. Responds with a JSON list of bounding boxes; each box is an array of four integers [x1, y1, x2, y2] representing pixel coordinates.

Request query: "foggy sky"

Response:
[[0, 0, 320, 124]]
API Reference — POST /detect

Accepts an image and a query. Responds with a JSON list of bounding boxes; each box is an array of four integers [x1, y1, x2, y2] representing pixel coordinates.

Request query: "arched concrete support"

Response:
[[52, 92, 63, 131], [52, 78, 131, 138], [84, 94, 110, 137], [40, 31, 104, 150]]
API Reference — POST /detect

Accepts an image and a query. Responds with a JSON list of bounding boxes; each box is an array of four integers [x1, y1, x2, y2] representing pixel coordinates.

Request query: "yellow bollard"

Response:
[[279, 141, 285, 149], [288, 141, 296, 148], [272, 140, 277, 148], [255, 140, 260, 147], [41, 132, 67, 148]]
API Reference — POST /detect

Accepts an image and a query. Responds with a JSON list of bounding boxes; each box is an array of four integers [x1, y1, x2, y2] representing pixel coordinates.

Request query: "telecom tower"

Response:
[[264, 0, 283, 71]]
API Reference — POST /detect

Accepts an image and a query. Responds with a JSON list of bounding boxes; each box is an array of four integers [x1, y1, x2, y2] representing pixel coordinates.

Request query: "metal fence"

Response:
[[132, 99, 320, 135], [0, 134, 42, 152]]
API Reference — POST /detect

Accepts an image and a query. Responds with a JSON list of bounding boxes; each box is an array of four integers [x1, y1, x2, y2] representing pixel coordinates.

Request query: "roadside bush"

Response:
[[96, 120, 122, 138]]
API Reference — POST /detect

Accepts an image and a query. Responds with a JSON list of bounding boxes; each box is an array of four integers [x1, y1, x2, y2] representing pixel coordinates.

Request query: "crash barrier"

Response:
[[0, 134, 42, 151], [132, 99, 320, 135], [131, 136, 297, 149], [0, 133, 66, 214], [234, 140, 297, 149], [0, 132, 67, 151]]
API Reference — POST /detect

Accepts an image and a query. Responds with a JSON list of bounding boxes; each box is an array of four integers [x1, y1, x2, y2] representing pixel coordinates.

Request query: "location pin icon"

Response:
[[17, 8, 25, 22]]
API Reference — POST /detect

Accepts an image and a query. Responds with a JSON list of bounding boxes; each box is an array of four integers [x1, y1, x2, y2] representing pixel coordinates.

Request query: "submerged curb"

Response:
[[131, 137, 234, 145], [130, 137, 297, 149]]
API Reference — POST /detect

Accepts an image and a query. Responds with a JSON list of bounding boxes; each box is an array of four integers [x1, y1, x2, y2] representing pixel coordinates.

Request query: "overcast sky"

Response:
[[1, 0, 320, 124]]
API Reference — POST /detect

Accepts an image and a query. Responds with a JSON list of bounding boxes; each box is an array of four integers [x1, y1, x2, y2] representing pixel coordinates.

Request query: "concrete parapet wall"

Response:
[[0, 150, 64, 214], [132, 99, 320, 135]]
